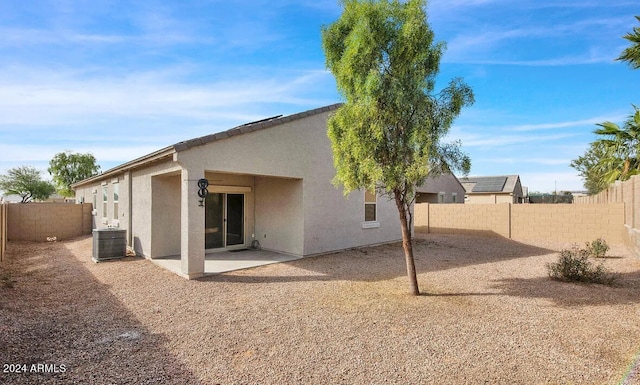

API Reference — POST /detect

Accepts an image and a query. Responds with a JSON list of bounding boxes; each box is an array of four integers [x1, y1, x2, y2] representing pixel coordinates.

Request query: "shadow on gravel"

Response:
[[0, 239, 199, 385], [491, 270, 640, 307], [200, 234, 556, 285]]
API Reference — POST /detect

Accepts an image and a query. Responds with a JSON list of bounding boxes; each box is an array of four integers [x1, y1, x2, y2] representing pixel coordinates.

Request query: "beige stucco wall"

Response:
[[174, 109, 401, 256], [151, 172, 181, 258], [416, 174, 465, 204], [512, 177, 524, 203], [74, 159, 179, 257], [74, 171, 131, 231], [465, 194, 516, 204], [465, 194, 498, 204], [131, 162, 181, 257], [255, 176, 303, 255], [74, 107, 402, 276]]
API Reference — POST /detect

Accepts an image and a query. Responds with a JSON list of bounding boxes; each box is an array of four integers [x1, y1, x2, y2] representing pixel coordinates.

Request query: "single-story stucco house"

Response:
[[73, 104, 403, 279], [416, 173, 466, 204], [460, 175, 526, 204]]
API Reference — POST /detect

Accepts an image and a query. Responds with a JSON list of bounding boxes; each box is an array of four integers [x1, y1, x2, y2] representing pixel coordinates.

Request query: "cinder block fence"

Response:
[[5, 203, 93, 242], [575, 175, 640, 254], [0, 203, 6, 261], [414, 203, 625, 244]]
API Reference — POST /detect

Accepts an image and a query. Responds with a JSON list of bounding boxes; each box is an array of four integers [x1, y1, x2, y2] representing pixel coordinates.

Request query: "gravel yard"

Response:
[[1, 233, 640, 384]]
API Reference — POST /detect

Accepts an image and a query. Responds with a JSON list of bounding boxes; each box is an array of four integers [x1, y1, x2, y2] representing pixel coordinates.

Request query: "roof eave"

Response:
[[71, 146, 176, 189]]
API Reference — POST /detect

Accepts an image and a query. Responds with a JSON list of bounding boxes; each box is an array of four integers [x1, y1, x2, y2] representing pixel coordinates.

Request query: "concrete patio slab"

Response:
[[151, 249, 302, 277]]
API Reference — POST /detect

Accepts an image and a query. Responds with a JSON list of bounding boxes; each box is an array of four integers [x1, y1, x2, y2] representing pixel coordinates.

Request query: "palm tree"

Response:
[[592, 106, 640, 184], [617, 16, 640, 69]]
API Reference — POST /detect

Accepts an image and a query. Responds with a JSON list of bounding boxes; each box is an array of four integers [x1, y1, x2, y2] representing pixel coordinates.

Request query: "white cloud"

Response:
[[485, 157, 571, 166], [510, 114, 627, 131], [0, 143, 162, 163], [439, 7, 630, 66], [455, 133, 577, 148], [0, 65, 334, 127]]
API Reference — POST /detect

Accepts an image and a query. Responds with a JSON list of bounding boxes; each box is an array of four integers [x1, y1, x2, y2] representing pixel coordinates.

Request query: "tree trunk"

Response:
[[394, 190, 420, 296]]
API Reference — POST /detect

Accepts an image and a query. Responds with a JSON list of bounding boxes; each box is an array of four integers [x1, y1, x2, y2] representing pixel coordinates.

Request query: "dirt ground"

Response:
[[1, 234, 640, 384]]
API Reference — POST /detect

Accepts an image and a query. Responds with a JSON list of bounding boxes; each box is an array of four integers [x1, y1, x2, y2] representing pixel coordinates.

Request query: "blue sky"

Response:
[[0, 0, 638, 193]]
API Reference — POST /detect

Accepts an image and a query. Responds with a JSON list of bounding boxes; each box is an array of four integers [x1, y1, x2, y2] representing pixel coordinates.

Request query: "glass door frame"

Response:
[[204, 192, 246, 251]]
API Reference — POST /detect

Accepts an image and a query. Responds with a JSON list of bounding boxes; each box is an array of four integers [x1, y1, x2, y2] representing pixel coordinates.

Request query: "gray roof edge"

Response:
[[72, 145, 176, 188], [174, 103, 343, 152], [72, 103, 343, 189]]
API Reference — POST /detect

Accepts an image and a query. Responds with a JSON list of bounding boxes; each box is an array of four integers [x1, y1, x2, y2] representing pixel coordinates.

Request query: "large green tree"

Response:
[[0, 166, 56, 203], [570, 141, 614, 195], [48, 151, 101, 197], [617, 15, 640, 69], [322, 0, 474, 295]]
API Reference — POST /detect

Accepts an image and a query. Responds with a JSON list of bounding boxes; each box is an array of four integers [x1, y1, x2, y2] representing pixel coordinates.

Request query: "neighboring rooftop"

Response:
[[460, 175, 520, 194]]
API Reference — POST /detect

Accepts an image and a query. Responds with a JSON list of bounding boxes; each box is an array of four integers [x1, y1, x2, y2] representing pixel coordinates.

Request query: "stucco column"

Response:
[[180, 166, 205, 279]]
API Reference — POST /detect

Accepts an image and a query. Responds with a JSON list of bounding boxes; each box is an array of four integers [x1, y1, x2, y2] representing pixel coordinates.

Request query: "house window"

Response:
[[102, 186, 108, 220], [452, 193, 457, 203], [438, 192, 446, 203], [92, 192, 97, 212], [113, 182, 119, 220], [364, 189, 377, 222]]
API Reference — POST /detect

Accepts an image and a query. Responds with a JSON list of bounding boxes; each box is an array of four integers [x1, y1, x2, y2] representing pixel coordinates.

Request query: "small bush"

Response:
[[0, 271, 13, 289], [546, 246, 617, 285], [585, 238, 609, 258]]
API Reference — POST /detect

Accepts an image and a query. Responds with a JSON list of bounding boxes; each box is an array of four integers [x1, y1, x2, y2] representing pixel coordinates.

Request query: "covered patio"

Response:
[[151, 248, 302, 278]]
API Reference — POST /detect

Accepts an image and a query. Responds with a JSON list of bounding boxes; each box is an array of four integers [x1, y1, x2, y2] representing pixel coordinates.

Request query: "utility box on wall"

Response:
[[92, 228, 126, 262]]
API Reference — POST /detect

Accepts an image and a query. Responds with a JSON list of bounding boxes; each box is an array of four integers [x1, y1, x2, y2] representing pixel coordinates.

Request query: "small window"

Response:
[[113, 183, 119, 220], [438, 192, 446, 203], [452, 193, 457, 203], [102, 186, 108, 219], [364, 189, 377, 222]]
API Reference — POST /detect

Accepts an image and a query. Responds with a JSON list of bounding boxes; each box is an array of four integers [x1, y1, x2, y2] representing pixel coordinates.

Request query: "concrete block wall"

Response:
[[415, 203, 510, 238], [510, 204, 624, 243], [575, 176, 640, 255], [6, 203, 93, 242], [0, 203, 6, 261], [415, 202, 624, 244]]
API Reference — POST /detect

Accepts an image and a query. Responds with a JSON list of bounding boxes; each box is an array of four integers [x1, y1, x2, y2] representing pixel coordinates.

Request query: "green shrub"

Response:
[[585, 238, 609, 258], [0, 271, 13, 289], [546, 246, 617, 285]]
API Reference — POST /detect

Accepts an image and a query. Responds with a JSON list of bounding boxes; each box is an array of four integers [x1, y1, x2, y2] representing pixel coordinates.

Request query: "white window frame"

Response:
[[112, 181, 119, 222], [452, 193, 457, 203], [102, 185, 108, 223], [438, 192, 446, 203], [92, 190, 97, 215], [362, 188, 380, 228]]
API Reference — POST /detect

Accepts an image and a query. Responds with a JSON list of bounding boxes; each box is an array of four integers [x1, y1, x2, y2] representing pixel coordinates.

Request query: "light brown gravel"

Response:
[[1, 234, 640, 384]]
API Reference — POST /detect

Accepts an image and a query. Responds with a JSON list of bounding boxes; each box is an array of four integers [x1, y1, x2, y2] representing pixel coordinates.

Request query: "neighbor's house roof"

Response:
[[416, 173, 465, 194], [459, 175, 521, 194], [72, 103, 343, 189]]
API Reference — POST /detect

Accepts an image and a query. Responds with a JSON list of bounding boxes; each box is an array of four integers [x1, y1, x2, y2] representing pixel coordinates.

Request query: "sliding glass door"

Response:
[[205, 193, 244, 250]]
